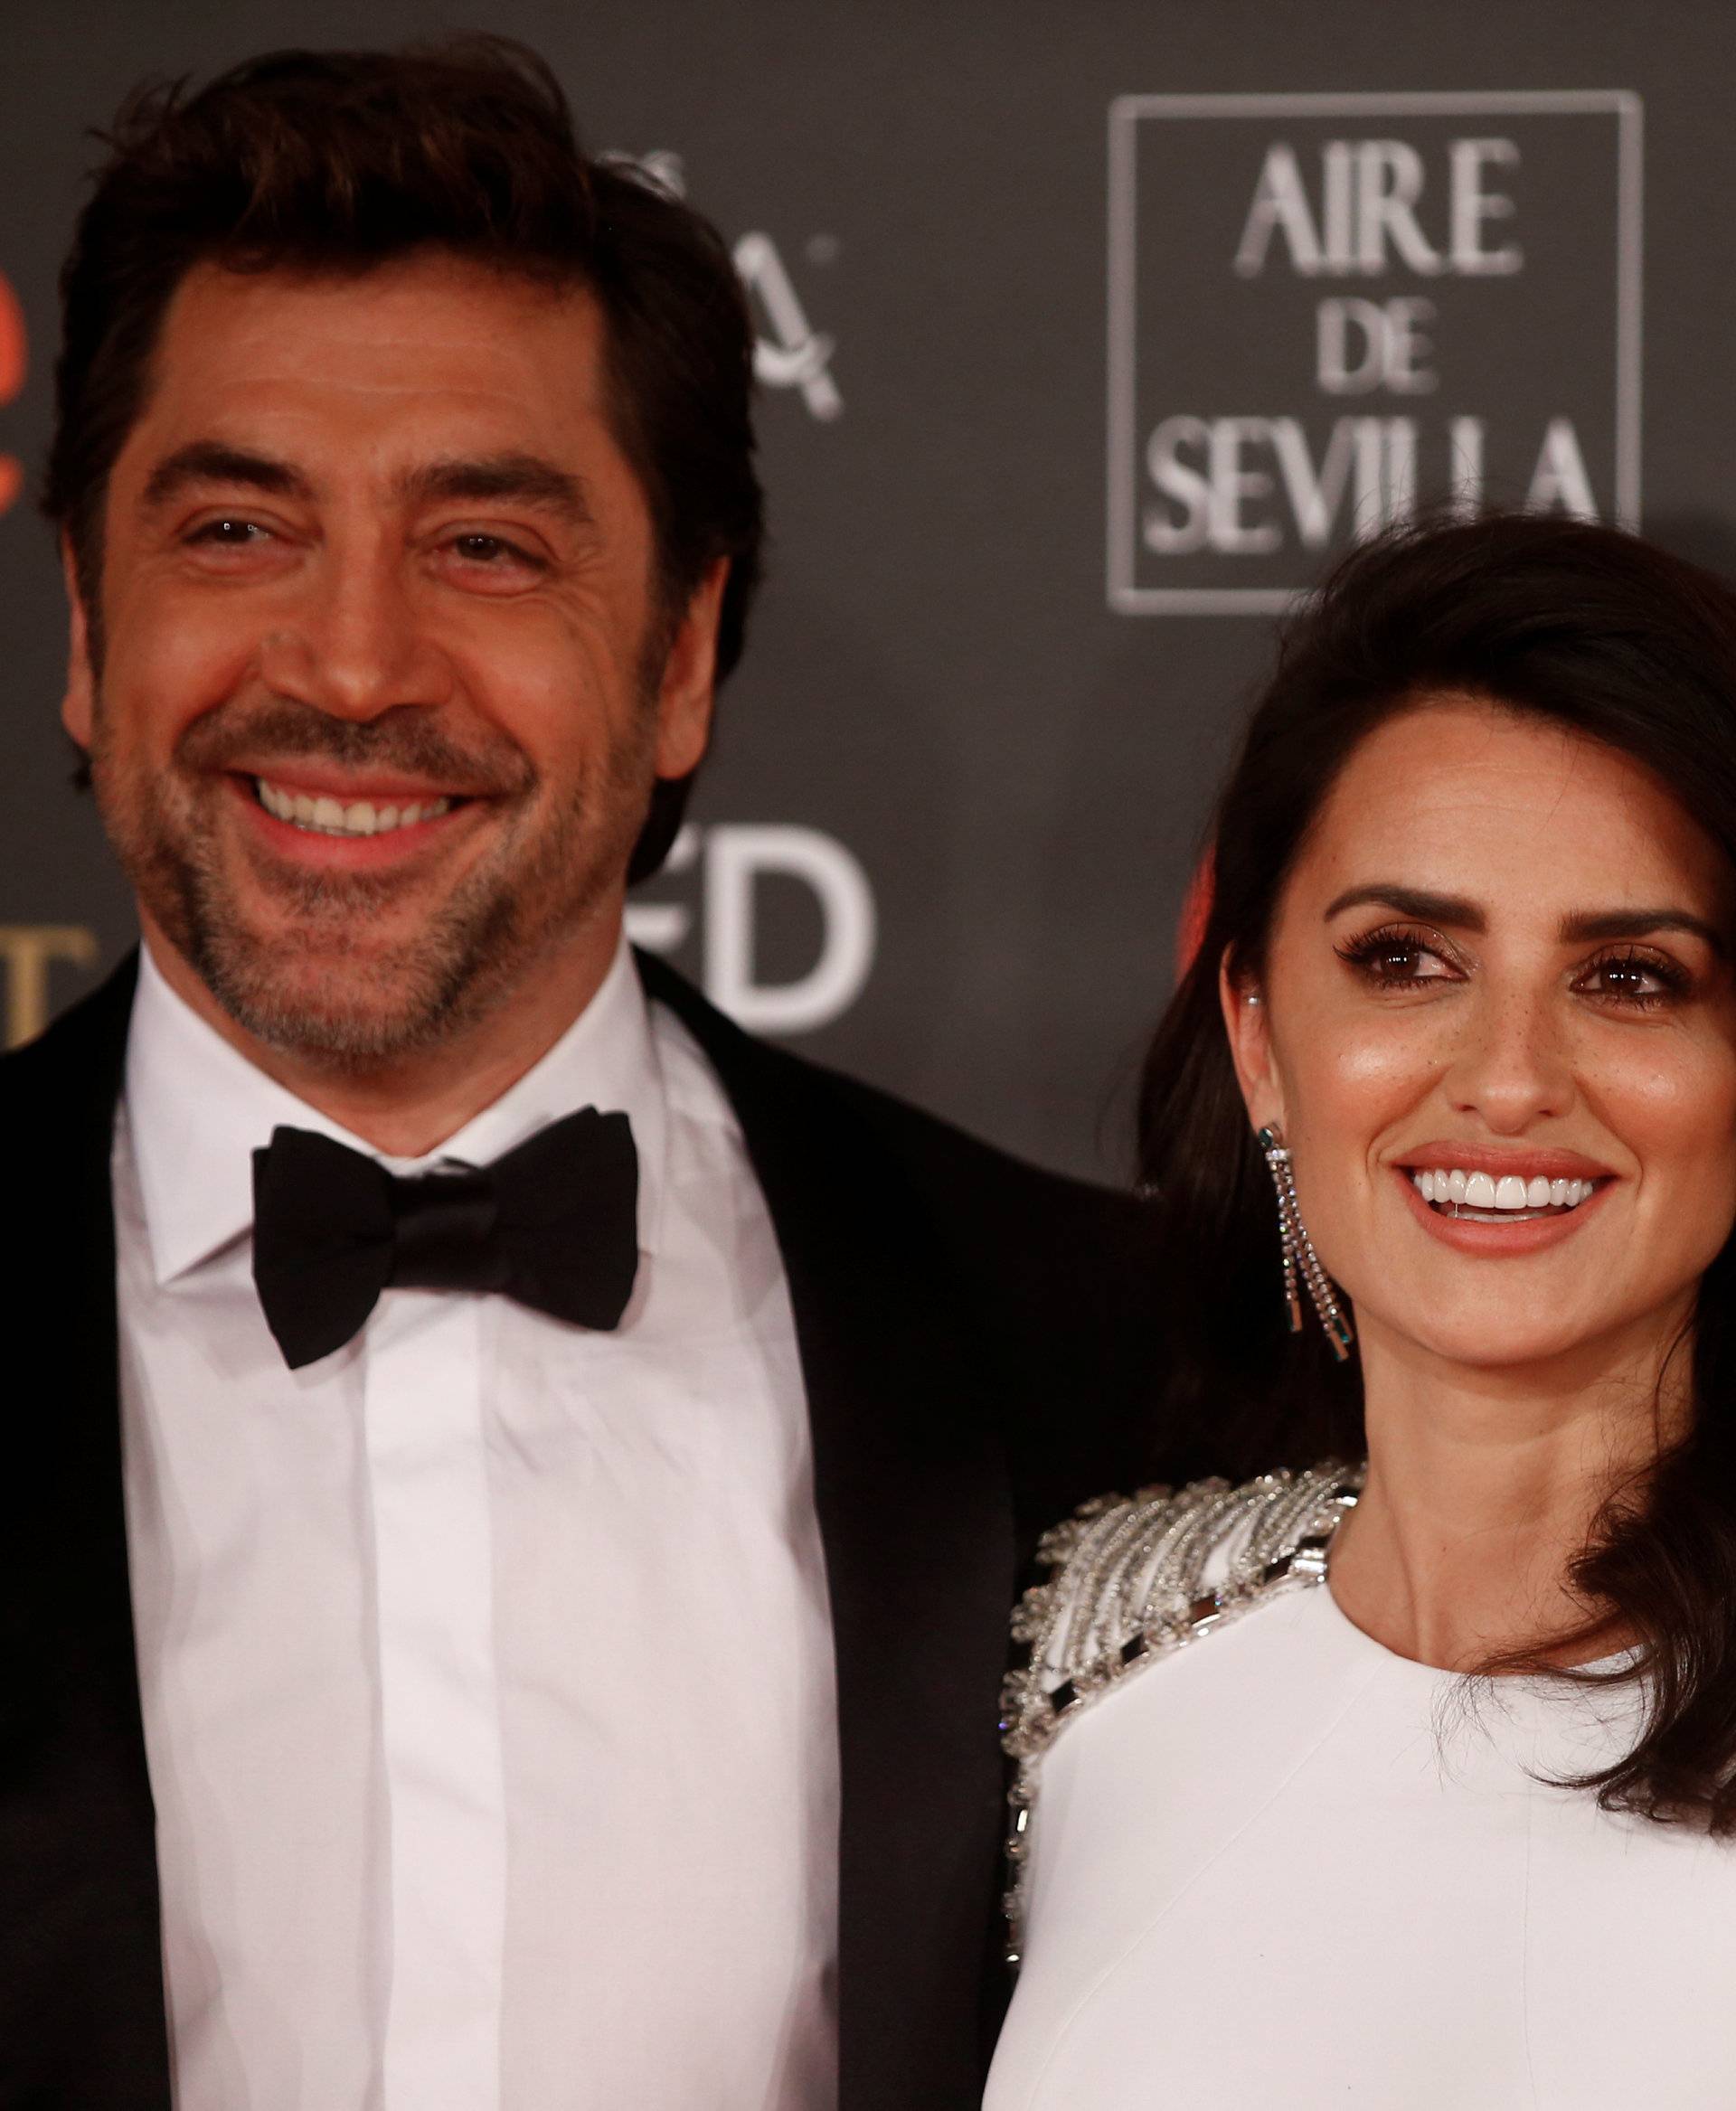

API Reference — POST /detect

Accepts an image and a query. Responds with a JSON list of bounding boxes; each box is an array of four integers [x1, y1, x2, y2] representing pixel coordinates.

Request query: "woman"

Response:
[[987, 514, 1736, 2108]]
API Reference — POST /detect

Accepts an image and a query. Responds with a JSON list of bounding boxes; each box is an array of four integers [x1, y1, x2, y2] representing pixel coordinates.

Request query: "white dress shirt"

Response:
[[115, 937, 839, 2110]]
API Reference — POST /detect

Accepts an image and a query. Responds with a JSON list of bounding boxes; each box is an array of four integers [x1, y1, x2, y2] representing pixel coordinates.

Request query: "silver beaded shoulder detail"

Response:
[[998, 1460, 1364, 1968]]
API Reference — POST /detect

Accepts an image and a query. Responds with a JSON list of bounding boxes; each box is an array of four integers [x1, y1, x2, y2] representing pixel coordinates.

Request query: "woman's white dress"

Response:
[[986, 1465, 1736, 2111]]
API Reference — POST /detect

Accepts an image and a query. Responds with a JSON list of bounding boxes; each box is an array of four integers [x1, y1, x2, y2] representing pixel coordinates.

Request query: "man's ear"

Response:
[[60, 536, 95, 752], [1218, 947, 1286, 1136], [652, 557, 728, 781]]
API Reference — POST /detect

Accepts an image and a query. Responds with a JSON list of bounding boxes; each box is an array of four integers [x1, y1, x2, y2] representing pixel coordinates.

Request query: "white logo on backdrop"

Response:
[[612, 155, 869, 1036], [733, 232, 842, 421], [625, 151, 842, 421], [627, 825, 877, 1034], [1107, 91, 1644, 614]]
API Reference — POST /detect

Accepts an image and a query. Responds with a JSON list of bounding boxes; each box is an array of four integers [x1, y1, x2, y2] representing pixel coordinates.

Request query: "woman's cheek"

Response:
[[1606, 1037, 1736, 1269], [1278, 1005, 1444, 1143]]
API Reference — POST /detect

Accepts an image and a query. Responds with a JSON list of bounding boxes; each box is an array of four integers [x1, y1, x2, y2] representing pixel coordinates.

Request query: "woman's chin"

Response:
[[1354, 1298, 1647, 1379]]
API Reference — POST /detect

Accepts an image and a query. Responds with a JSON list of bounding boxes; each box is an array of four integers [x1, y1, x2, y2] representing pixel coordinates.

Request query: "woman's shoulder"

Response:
[[1001, 1461, 1363, 1765]]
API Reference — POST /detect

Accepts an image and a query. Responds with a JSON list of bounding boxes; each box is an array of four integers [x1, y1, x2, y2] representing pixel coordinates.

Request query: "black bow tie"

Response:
[[250, 1110, 639, 1371]]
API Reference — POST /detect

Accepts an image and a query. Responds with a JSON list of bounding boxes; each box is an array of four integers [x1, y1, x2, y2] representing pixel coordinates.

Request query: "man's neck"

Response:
[[137, 913, 627, 1158]]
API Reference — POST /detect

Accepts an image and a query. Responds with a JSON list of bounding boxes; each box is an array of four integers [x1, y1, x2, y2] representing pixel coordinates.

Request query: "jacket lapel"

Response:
[[0, 952, 172, 2105], [639, 956, 1016, 2108]]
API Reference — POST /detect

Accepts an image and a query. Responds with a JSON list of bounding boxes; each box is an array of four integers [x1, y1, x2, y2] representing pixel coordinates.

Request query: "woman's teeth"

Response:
[[256, 778, 453, 837], [1410, 1166, 1597, 1219]]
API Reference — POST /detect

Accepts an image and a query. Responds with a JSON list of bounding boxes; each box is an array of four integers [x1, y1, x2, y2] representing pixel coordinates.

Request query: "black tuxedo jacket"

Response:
[[0, 950, 1184, 2110]]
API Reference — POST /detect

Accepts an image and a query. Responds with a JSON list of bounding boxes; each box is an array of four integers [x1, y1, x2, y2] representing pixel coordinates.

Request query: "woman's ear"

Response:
[[1218, 947, 1286, 1136]]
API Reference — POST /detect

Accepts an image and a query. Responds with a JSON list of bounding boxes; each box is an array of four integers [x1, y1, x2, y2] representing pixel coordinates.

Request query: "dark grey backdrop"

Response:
[[4, 0, 1728, 1179]]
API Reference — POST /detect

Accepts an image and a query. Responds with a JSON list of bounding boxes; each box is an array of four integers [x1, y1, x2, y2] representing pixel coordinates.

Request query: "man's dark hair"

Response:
[[43, 37, 765, 878]]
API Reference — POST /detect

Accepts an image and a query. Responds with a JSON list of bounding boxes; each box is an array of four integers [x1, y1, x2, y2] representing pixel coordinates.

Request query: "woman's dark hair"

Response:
[[42, 37, 764, 879], [1138, 510, 1736, 1831]]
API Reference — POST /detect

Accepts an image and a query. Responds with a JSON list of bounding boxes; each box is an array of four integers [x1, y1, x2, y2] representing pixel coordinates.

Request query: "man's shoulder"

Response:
[[0, 953, 136, 1136]]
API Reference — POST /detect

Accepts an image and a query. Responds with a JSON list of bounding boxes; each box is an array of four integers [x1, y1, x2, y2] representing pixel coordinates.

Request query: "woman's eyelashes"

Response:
[[1334, 923, 1694, 1011], [1571, 945, 1694, 1011], [1334, 923, 1463, 990]]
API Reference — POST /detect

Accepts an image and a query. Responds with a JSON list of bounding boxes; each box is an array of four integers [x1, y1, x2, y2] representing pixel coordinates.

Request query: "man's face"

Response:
[[65, 252, 721, 1063]]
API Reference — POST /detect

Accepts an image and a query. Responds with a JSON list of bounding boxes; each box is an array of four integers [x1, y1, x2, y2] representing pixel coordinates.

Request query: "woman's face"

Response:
[[1226, 697, 1736, 1378]]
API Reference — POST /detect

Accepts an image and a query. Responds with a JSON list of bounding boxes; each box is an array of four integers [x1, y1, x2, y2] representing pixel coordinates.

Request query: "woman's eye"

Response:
[[1367, 945, 1439, 982], [1575, 951, 1684, 1007], [1335, 927, 1457, 988]]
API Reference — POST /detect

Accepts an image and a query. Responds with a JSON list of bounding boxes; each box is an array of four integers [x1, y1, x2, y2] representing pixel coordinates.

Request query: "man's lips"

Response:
[[224, 769, 486, 869], [228, 759, 489, 800]]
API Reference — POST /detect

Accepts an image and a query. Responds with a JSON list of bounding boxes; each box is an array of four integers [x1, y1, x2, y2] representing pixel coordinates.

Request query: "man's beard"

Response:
[[90, 694, 657, 1069]]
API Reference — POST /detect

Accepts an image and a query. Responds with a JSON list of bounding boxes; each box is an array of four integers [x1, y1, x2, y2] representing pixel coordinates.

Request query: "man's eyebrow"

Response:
[[141, 441, 309, 508], [1558, 907, 1727, 955], [399, 453, 596, 525], [138, 446, 594, 528], [1323, 885, 1484, 930]]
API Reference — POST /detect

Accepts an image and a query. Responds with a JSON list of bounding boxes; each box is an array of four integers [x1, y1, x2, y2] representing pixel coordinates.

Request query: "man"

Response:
[[3, 39, 1178, 2111]]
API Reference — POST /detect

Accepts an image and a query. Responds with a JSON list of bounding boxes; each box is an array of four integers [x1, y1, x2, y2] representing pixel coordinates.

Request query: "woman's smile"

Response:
[[1386, 1139, 1618, 1254], [1392, 1156, 1615, 1255]]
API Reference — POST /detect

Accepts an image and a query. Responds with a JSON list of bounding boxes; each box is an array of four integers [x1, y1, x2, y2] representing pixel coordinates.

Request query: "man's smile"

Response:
[[222, 766, 495, 873], [254, 777, 458, 838]]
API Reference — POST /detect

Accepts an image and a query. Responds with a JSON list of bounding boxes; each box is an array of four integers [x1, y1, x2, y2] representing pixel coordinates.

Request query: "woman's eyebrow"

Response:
[[1323, 885, 1481, 928], [1559, 908, 1726, 954], [1322, 887, 1725, 957]]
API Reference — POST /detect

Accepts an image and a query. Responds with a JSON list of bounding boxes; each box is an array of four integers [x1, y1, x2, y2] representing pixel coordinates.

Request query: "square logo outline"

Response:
[[1106, 90, 1645, 616]]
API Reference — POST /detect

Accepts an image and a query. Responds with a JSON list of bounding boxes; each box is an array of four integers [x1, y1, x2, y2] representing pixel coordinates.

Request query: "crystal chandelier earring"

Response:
[[1255, 1125, 1354, 1362]]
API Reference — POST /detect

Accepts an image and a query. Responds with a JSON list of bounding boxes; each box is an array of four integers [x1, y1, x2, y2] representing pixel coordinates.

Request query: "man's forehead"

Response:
[[119, 255, 614, 480], [165, 248, 595, 326], [141, 254, 604, 410]]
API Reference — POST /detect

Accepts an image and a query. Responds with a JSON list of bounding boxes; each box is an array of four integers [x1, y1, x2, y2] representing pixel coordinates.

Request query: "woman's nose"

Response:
[[1439, 987, 1579, 1133]]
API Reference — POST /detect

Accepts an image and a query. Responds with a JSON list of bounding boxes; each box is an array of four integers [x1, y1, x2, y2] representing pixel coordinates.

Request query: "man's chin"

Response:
[[130, 786, 627, 1070], [184, 922, 499, 1067]]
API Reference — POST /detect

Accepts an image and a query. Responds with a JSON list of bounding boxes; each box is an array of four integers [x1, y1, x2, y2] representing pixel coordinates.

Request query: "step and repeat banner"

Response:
[[3, 0, 1728, 1178]]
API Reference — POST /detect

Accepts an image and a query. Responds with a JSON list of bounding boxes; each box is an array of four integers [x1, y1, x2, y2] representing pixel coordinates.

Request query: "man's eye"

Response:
[[439, 532, 549, 588], [191, 518, 268, 545], [453, 533, 524, 563]]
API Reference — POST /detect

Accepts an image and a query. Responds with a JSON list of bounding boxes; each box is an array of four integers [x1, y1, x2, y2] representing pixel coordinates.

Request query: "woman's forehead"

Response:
[[1292, 698, 1732, 927]]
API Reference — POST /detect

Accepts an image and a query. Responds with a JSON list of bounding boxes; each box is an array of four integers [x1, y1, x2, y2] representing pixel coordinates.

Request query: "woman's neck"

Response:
[[1327, 1306, 1692, 1671]]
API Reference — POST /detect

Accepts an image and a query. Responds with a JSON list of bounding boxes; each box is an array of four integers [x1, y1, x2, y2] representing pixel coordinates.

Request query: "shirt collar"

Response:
[[124, 934, 669, 1288]]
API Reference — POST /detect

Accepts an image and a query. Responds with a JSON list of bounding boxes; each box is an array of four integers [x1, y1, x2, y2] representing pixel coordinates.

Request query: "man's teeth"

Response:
[[1410, 1167, 1597, 1212], [256, 779, 453, 836]]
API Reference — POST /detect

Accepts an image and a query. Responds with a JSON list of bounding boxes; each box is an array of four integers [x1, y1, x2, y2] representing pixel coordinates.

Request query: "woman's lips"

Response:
[[1393, 1140, 1615, 1182], [1393, 1162, 1613, 1256]]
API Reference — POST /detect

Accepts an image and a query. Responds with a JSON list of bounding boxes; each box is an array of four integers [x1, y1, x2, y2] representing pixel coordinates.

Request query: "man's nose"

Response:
[[1439, 985, 1579, 1134], [256, 548, 455, 720]]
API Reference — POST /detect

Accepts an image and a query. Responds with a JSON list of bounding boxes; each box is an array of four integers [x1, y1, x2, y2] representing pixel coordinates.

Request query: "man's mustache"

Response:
[[172, 700, 537, 799]]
